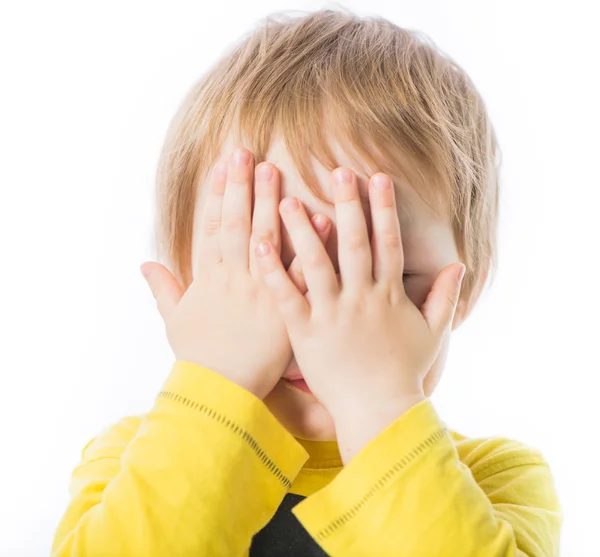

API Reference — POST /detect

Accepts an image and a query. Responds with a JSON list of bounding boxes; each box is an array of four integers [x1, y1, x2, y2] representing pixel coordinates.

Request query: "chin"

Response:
[[263, 380, 338, 441]]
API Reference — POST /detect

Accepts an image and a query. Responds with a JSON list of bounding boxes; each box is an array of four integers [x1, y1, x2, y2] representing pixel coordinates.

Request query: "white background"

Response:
[[1, 1, 598, 555]]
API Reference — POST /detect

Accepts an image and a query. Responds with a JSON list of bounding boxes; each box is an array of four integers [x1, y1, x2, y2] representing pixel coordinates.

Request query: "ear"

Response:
[[451, 265, 488, 331]]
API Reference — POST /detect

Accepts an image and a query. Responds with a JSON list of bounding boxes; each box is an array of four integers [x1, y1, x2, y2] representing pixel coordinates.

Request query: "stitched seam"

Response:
[[314, 427, 448, 543], [157, 390, 292, 489], [472, 458, 549, 482], [303, 459, 344, 469]]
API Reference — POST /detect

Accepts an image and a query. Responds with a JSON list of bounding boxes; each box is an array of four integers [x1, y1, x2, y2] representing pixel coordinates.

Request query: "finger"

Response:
[[421, 263, 466, 338], [288, 214, 331, 293], [249, 162, 280, 277], [331, 168, 372, 291], [280, 198, 338, 304], [368, 173, 404, 285], [220, 148, 254, 270], [255, 241, 310, 327], [140, 261, 184, 322], [194, 161, 227, 275]]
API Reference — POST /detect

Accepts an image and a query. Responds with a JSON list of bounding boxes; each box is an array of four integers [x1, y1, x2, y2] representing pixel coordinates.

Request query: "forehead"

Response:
[[265, 136, 453, 249], [214, 132, 458, 266]]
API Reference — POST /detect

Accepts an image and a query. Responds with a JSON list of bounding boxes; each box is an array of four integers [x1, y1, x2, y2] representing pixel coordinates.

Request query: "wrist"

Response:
[[179, 357, 270, 400], [328, 379, 425, 425], [332, 392, 427, 465]]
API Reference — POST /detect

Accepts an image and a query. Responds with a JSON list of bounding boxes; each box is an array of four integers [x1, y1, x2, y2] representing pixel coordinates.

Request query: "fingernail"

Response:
[[335, 168, 353, 184], [234, 149, 250, 166], [373, 174, 390, 189], [256, 242, 270, 257], [257, 164, 273, 180], [312, 214, 329, 231], [281, 197, 299, 213]]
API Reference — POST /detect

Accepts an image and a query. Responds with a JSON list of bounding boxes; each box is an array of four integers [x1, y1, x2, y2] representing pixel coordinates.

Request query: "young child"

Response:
[[51, 8, 562, 556]]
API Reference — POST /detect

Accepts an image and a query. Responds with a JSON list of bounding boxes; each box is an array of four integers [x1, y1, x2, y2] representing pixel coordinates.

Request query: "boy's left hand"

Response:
[[255, 168, 466, 462]]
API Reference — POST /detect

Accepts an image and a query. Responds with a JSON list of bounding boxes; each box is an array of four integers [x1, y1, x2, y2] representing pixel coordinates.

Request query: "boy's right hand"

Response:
[[140, 148, 330, 400]]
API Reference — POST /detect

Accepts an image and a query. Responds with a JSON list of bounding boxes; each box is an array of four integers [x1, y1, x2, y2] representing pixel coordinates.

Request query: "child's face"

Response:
[[194, 132, 466, 442]]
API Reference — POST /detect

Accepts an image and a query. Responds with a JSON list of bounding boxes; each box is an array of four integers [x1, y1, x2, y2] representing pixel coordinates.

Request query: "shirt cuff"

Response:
[[158, 360, 309, 488], [291, 398, 450, 550]]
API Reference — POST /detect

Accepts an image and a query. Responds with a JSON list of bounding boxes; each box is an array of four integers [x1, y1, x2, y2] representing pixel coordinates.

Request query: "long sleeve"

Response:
[[51, 361, 309, 557], [292, 399, 562, 557]]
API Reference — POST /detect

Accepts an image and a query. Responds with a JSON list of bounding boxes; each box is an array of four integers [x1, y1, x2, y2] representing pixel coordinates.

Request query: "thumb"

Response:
[[421, 263, 466, 338], [140, 261, 184, 321]]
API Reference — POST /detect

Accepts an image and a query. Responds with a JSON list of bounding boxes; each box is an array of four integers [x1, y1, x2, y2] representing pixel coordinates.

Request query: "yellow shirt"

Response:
[[51, 361, 562, 556]]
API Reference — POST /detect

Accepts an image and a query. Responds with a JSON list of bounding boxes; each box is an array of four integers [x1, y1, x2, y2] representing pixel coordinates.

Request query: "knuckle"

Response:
[[335, 196, 358, 206], [381, 233, 401, 248], [345, 233, 368, 251], [257, 254, 278, 275], [210, 180, 226, 195], [277, 288, 302, 312], [252, 230, 276, 245], [289, 264, 304, 280], [222, 216, 245, 231], [204, 218, 221, 236], [275, 286, 293, 303], [304, 250, 328, 269], [227, 175, 250, 188]]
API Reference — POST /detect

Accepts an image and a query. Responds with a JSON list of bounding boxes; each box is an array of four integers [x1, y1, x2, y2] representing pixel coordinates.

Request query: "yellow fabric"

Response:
[[52, 361, 562, 556]]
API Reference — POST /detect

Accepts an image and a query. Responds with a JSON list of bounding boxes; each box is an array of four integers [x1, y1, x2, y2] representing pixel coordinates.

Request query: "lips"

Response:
[[282, 358, 304, 381], [282, 369, 304, 381], [282, 377, 312, 394]]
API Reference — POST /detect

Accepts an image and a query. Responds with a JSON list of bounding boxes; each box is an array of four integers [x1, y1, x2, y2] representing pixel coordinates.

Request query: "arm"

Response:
[[256, 167, 561, 555], [51, 361, 308, 557], [292, 398, 562, 557], [53, 148, 332, 556]]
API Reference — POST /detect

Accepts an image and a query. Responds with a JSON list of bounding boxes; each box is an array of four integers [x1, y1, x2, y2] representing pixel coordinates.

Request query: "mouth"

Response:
[[282, 377, 313, 394], [281, 363, 313, 394]]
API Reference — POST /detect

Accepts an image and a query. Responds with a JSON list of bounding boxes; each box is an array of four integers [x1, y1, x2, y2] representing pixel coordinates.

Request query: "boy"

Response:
[[51, 8, 561, 556]]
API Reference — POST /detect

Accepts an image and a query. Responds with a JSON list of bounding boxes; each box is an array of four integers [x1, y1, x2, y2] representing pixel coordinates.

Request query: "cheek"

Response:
[[423, 335, 449, 396], [404, 279, 432, 310]]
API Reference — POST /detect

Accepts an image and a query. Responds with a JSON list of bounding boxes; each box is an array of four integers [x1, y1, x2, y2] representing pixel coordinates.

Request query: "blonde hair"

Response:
[[154, 7, 501, 303]]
